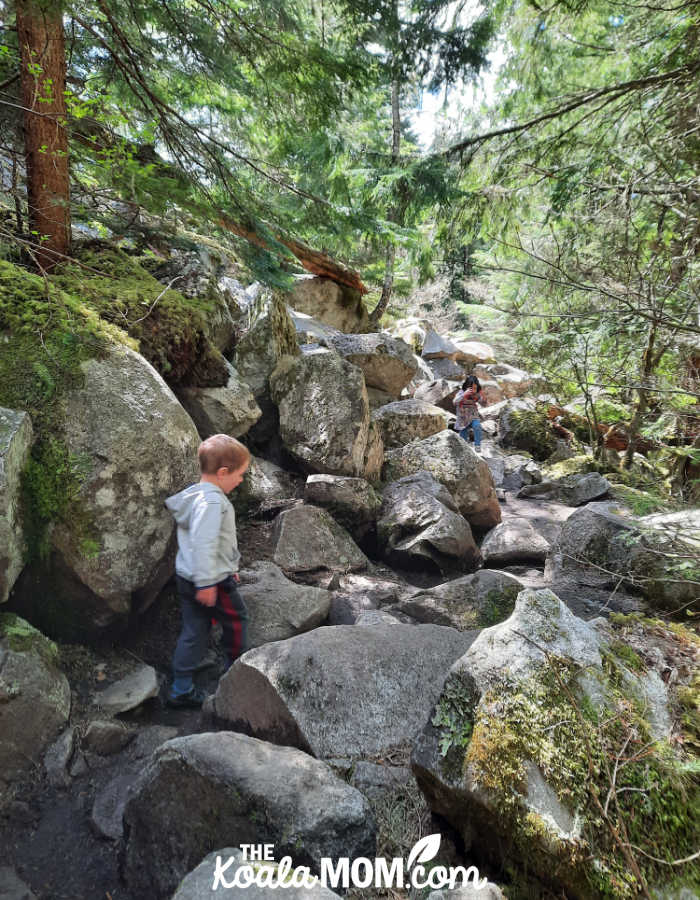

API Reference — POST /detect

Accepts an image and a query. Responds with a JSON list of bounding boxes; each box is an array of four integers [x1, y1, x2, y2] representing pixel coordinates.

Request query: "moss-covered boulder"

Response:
[[393, 570, 523, 630], [0, 613, 70, 787], [412, 589, 699, 899], [0, 407, 33, 603], [51, 246, 226, 385], [547, 501, 698, 610], [498, 400, 558, 460], [233, 290, 300, 399], [12, 345, 200, 638]]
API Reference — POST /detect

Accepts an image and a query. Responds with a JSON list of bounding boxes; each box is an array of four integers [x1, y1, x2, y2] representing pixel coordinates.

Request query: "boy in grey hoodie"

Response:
[[165, 434, 251, 707]]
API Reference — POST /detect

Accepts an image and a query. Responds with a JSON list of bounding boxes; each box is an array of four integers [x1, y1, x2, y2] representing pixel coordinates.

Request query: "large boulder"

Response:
[[413, 379, 461, 412], [377, 471, 479, 572], [452, 340, 496, 368], [122, 732, 376, 899], [0, 407, 32, 604], [304, 474, 381, 542], [546, 501, 698, 609], [0, 614, 70, 787], [412, 589, 688, 899], [271, 504, 369, 574], [473, 363, 534, 399], [212, 624, 476, 759], [422, 330, 461, 360], [392, 570, 523, 630], [288, 308, 343, 347], [233, 291, 300, 398], [390, 317, 430, 353], [383, 430, 501, 530], [362, 420, 384, 483], [480, 518, 551, 565], [176, 361, 261, 439], [238, 561, 331, 647], [21, 345, 200, 634], [270, 352, 370, 477], [518, 472, 610, 507], [404, 353, 436, 396], [323, 333, 418, 395], [151, 249, 240, 354], [287, 275, 369, 333], [172, 848, 343, 899], [372, 399, 450, 449], [234, 455, 300, 511], [498, 399, 558, 460], [501, 453, 542, 492], [426, 357, 466, 381]]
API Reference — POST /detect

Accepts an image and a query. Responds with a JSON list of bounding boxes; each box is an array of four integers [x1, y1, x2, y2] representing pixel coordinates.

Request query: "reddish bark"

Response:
[[16, 0, 70, 270], [217, 215, 368, 294], [545, 404, 659, 453]]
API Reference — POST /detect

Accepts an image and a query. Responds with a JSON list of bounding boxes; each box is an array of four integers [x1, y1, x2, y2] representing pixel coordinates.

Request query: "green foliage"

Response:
[[432, 670, 478, 759]]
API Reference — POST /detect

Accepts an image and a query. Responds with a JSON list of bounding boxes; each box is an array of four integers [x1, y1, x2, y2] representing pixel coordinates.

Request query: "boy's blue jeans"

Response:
[[171, 575, 248, 694], [459, 418, 482, 448]]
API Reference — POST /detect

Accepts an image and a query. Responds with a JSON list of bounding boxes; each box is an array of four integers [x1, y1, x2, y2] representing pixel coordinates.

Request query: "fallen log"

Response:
[[545, 404, 659, 453], [217, 215, 368, 294], [70, 119, 368, 294]]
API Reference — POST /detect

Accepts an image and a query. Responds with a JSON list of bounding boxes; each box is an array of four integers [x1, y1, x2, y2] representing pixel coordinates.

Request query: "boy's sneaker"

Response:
[[166, 685, 207, 708], [475, 446, 483, 453]]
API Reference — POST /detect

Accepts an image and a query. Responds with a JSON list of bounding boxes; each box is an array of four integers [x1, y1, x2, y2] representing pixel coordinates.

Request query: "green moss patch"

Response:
[[432, 654, 699, 898], [508, 405, 559, 460], [0, 611, 59, 667], [51, 245, 218, 384], [0, 260, 132, 559]]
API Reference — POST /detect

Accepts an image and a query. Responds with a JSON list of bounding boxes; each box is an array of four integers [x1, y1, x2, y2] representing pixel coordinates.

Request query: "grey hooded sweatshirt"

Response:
[[165, 482, 240, 588]]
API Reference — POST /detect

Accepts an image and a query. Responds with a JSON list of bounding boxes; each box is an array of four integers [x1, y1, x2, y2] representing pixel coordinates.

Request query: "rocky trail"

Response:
[[1, 264, 697, 900]]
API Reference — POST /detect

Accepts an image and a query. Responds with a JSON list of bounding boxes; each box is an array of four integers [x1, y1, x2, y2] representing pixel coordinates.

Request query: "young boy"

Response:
[[165, 433, 251, 708]]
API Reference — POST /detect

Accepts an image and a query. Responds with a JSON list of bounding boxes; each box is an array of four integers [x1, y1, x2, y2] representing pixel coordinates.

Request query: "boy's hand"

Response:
[[196, 586, 217, 607], [233, 573, 241, 584]]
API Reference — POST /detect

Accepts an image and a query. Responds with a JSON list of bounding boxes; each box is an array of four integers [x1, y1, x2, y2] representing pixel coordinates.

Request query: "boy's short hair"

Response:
[[198, 434, 251, 474]]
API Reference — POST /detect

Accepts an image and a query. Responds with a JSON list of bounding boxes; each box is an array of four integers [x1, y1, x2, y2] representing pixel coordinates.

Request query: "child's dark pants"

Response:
[[172, 575, 249, 681]]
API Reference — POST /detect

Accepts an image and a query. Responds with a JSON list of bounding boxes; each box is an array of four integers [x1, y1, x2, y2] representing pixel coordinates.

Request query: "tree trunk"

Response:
[[369, 77, 401, 326], [16, 0, 70, 270], [216, 214, 367, 294], [623, 321, 657, 469]]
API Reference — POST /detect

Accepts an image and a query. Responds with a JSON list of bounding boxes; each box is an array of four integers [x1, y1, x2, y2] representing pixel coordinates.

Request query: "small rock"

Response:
[[43, 727, 77, 788], [92, 665, 159, 714], [91, 773, 138, 840], [83, 719, 134, 756], [0, 867, 37, 900], [69, 751, 89, 778]]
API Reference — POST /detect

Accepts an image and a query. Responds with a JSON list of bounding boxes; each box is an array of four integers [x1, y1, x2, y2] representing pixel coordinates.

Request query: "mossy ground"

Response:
[[50, 244, 217, 384]]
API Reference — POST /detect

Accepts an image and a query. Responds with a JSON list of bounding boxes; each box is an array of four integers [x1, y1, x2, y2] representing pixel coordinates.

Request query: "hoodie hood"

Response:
[[165, 482, 224, 528]]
